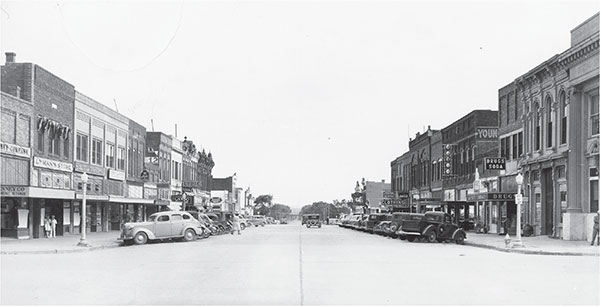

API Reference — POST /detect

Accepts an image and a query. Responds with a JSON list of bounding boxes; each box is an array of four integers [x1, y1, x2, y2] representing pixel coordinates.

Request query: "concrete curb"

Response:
[[0, 243, 121, 255], [464, 241, 600, 257]]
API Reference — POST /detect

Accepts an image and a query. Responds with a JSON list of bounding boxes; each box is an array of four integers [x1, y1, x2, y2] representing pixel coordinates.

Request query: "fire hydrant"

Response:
[[504, 233, 511, 248]]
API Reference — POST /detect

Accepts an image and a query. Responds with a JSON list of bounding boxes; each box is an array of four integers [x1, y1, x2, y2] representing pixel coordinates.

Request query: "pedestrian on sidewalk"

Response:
[[50, 215, 58, 238], [591, 210, 599, 246], [43, 216, 51, 238], [231, 214, 241, 235]]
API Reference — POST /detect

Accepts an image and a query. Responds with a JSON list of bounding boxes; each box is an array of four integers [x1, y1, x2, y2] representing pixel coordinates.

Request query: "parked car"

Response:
[[356, 214, 370, 231], [248, 215, 267, 227], [389, 212, 412, 238], [347, 214, 363, 229], [280, 218, 288, 224], [206, 212, 233, 233], [302, 214, 322, 228], [120, 211, 204, 245], [373, 218, 392, 236], [365, 213, 391, 233], [236, 214, 250, 230], [398, 212, 466, 244]]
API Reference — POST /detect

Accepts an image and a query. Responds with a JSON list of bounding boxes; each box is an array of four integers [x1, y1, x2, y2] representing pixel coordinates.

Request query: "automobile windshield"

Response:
[[307, 216, 319, 220]]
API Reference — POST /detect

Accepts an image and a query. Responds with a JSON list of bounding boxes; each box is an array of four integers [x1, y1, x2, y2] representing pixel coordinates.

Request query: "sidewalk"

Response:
[[464, 232, 600, 256], [0, 231, 122, 255]]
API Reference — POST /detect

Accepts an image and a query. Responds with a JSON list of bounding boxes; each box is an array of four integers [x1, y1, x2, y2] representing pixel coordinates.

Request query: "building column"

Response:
[[566, 88, 583, 213]]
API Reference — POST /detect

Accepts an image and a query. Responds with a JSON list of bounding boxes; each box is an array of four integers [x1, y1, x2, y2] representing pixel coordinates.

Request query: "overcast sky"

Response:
[[1, 0, 598, 211]]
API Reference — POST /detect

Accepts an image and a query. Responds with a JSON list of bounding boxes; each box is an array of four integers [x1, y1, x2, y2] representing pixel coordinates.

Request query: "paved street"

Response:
[[2, 222, 599, 305]]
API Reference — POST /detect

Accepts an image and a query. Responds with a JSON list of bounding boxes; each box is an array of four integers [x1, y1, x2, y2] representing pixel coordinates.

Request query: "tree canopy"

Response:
[[300, 201, 351, 220]]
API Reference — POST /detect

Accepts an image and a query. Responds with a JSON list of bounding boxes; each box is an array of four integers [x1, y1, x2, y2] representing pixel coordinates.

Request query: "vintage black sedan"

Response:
[[397, 212, 466, 244]]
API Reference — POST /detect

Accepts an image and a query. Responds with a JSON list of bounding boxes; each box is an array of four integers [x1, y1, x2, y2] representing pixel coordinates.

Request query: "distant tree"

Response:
[[254, 194, 273, 207], [255, 205, 270, 216], [268, 204, 292, 220], [300, 201, 350, 220]]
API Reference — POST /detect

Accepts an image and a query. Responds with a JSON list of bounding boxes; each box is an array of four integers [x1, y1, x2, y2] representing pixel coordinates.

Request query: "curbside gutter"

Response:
[[1, 243, 121, 255], [464, 241, 600, 257]]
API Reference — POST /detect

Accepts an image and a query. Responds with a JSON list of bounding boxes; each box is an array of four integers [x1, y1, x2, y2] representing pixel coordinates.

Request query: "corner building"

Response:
[[1, 53, 76, 239], [499, 13, 599, 240]]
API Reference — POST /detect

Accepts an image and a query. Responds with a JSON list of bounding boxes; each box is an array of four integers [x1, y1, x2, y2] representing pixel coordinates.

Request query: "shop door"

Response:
[[46, 200, 64, 236], [542, 169, 554, 236]]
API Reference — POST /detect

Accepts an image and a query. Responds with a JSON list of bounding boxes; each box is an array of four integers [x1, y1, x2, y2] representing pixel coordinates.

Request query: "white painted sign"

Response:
[[476, 128, 498, 139], [0, 142, 31, 158], [33, 156, 73, 172], [108, 169, 125, 181]]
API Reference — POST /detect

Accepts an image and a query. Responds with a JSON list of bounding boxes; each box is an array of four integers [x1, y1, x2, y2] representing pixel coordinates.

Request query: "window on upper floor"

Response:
[[76, 133, 88, 162], [49, 136, 60, 156], [91, 139, 102, 166], [117, 146, 126, 171], [590, 93, 599, 136], [106, 142, 115, 168], [560, 91, 568, 145], [535, 103, 541, 151], [546, 96, 554, 148]]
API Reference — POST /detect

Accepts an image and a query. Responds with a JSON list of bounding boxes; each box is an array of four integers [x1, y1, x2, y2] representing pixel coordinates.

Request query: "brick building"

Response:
[[145, 132, 172, 208], [1, 53, 76, 239], [1, 91, 34, 238], [442, 110, 500, 230]]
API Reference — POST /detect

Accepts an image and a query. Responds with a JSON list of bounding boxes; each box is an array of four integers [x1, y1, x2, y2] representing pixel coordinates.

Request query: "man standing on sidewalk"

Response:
[[50, 215, 58, 238], [592, 210, 599, 246]]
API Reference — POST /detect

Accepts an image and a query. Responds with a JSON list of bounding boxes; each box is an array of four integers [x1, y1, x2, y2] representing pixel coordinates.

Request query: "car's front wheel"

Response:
[[134, 232, 148, 245], [182, 229, 196, 242], [426, 230, 437, 243], [407, 236, 415, 242], [455, 233, 465, 245]]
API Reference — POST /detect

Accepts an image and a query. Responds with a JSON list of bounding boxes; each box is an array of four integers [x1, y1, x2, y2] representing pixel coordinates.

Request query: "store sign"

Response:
[[74, 161, 105, 176], [108, 169, 125, 181], [443, 189, 456, 201], [33, 156, 73, 172], [467, 192, 515, 201], [0, 142, 31, 158], [1, 186, 28, 197], [484, 157, 506, 170], [382, 191, 395, 198], [476, 128, 498, 139]]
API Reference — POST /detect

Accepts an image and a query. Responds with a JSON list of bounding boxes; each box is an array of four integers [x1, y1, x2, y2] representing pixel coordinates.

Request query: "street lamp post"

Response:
[[77, 172, 91, 247], [513, 172, 524, 248]]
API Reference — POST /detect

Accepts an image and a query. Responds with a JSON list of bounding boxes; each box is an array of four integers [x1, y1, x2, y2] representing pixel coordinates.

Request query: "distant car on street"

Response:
[[120, 211, 204, 245], [248, 215, 267, 227], [302, 214, 322, 228]]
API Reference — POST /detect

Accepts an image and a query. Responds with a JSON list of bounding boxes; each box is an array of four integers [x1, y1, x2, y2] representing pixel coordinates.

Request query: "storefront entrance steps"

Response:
[[1, 231, 121, 255], [464, 233, 600, 256]]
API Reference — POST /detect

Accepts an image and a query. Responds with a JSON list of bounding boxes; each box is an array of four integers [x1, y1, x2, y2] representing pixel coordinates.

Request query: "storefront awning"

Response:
[[2, 186, 75, 199], [108, 196, 155, 204], [75, 193, 109, 201]]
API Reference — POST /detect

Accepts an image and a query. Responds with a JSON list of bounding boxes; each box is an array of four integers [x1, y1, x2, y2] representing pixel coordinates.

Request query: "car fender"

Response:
[[181, 225, 200, 236], [132, 228, 157, 240], [422, 224, 436, 236], [451, 229, 466, 239]]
